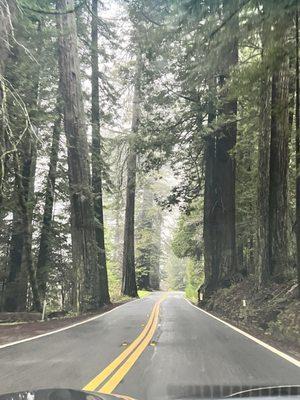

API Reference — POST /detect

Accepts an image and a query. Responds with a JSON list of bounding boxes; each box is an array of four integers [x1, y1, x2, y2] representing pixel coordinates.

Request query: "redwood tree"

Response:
[[121, 51, 142, 298], [57, 0, 101, 311], [91, 0, 110, 305], [295, 8, 300, 297], [268, 13, 290, 282], [36, 93, 62, 300], [203, 0, 238, 294], [256, 4, 271, 286]]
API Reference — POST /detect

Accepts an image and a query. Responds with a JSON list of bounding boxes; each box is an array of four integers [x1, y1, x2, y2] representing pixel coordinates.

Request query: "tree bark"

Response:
[[4, 20, 41, 311], [36, 95, 62, 301], [214, 0, 238, 287], [56, 0, 100, 312], [257, 10, 271, 286], [122, 149, 138, 297], [0, 0, 16, 202], [5, 152, 41, 312], [269, 15, 290, 282], [121, 51, 142, 298], [295, 8, 300, 297], [136, 187, 153, 290], [91, 0, 110, 305], [203, 130, 218, 295], [5, 134, 38, 311], [203, 0, 238, 295]]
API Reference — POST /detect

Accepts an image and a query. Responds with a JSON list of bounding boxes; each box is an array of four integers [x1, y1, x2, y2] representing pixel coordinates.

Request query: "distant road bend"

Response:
[[0, 292, 299, 399]]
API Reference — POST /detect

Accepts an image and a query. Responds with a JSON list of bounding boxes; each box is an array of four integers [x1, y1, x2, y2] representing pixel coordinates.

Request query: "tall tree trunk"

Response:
[[91, 0, 110, 305], [5, 152, 41, 311], [203, 131, 218, 295], [203, 0, 238, 295], [257, 10, 271, 286], [5, 189, 27, 311], [295, 9, 300, 298], [269, 15, 290, 282], [4, 20, 41, 311], [121, 51, 142, 298], [0, 0, 16, 202], [122, 150, 138, 297], [4, 136, 38, 311], [36, 95, 62, 301], [114, 189, 123, 274], [211, 0, 238, 288], [15, 152, 41, 312], [56, 0, 100, 312], [136, 187, 153, 290], [113, 154, 125, 274], [150, 210, 162, 291]]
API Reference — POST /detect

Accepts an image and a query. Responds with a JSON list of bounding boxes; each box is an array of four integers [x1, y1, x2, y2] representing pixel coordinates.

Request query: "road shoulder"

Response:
[[0, 301, 130, 348], [185, 298, 300, 365]]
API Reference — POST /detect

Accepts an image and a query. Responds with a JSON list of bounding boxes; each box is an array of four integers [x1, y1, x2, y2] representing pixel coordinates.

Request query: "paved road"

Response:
[[0, 292, 299, 399]]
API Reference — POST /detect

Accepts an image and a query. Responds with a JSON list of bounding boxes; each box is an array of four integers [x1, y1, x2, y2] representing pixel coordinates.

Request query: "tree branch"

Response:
[[20, 0, 85, 15]]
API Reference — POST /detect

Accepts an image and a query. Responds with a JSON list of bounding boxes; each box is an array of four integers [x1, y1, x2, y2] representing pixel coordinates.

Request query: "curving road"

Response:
[[0, 292, 299, 399]]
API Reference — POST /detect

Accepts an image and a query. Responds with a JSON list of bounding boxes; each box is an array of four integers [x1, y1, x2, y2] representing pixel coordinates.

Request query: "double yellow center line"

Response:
[[83, 294, 168, 394]]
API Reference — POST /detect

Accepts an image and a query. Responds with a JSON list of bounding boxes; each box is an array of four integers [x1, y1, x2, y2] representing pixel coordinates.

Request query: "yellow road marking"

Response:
[[82, 297, 163, 391], [99, 294, 167, 394]]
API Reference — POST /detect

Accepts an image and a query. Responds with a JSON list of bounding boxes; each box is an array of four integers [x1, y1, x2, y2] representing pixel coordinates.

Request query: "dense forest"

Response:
[[0, 0, 299, 344]]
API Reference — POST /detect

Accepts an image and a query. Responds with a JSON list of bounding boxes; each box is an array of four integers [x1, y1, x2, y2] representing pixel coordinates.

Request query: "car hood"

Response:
[[0, 388, 135, 400]]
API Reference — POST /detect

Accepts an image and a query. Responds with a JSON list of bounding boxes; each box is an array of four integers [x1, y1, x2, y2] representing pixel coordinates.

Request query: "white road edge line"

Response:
[[184, 297, 300, 368], [0, 298, 142, 350]]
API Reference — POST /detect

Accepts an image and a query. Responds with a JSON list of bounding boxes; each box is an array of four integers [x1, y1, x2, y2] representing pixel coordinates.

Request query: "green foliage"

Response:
[[138, 290, 151, 298], [165, 252, 186, 291], [185, 258, 204, 302], [169, 203, 204, 298], [136, 183, 162, 290], [172, 203, 202, 260]]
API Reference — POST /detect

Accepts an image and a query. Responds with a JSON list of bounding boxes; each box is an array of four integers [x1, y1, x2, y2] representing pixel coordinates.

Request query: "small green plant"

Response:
[[138, 290, 151, 298]]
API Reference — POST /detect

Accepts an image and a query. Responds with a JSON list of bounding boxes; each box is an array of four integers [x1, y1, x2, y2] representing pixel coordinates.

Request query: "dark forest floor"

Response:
[[201, 277, 300, 360], [0, 302, 127, 346]]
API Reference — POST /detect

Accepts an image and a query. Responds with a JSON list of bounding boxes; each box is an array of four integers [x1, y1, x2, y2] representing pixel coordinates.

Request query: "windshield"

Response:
[[0, 0, 299, 399]]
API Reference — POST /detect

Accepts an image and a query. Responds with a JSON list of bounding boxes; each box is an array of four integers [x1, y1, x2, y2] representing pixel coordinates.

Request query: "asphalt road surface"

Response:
[[0, 292, 299, 399]]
